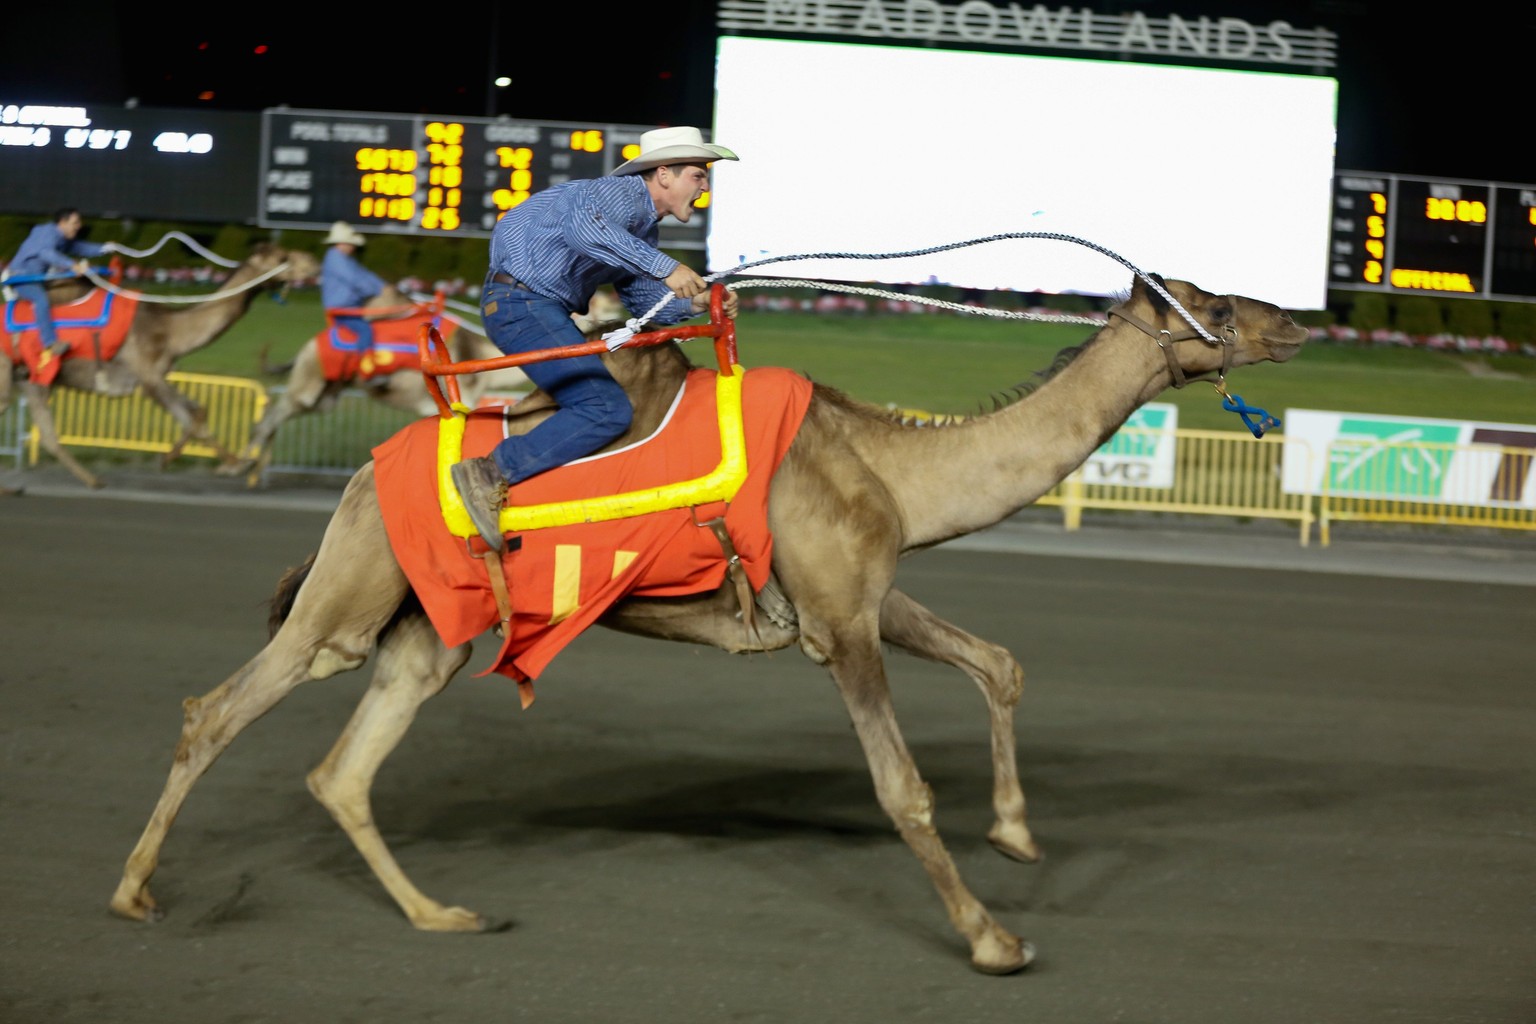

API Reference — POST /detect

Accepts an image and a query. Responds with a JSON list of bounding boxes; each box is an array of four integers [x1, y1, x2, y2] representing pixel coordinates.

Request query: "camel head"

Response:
[[1108, 273, 1309, 383], [245, 242, 322, 287]]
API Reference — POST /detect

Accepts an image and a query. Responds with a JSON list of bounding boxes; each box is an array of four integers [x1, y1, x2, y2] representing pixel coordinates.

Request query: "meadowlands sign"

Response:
[[716, 1, 1338, 70]]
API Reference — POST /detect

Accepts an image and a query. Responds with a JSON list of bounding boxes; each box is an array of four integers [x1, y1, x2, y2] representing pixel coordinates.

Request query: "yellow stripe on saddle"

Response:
[[436, 366, 748, 536]]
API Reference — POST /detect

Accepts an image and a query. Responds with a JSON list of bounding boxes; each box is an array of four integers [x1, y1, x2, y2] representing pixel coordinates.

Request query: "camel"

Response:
[[108, 272, 1309, 974], [0, 242, 321, 490], [217, 286, 628, 482], [217, 284, 532, 481]]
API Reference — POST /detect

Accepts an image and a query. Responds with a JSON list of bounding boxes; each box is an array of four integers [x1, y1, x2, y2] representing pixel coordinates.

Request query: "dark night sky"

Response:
[[2, 1, 1528, 184]]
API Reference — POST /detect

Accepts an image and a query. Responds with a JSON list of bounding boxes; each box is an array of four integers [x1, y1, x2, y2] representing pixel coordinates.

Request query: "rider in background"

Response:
[[451, 126, 740, 552], [6, 207, 113, 360], [320, 221, 387, 350]]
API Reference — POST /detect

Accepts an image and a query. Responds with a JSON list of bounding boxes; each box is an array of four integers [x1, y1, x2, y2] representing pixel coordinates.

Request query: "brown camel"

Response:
[[217, 284, 532, 481], [0, 242, 321, 490], [108, 272, 1308, 974], [219, 286, 627, 482]]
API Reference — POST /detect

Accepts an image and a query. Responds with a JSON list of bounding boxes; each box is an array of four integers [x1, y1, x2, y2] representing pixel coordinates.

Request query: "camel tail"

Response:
[[259, 340, 296, 377], [268, 552, 317, 637]]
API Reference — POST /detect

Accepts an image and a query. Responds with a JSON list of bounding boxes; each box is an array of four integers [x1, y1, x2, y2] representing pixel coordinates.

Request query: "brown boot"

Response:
[[45, 340, 70, 360], [450, 456, 507, 552]]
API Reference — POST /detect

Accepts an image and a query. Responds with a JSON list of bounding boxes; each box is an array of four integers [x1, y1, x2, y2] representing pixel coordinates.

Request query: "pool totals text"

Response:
[[259, 110, 630, 236]]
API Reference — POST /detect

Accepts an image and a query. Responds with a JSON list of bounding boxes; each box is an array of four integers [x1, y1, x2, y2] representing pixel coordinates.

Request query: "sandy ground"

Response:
[[1, 485, 1533, 1024]]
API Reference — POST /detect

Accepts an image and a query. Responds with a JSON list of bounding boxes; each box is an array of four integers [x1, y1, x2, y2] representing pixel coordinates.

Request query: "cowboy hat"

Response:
[[322, 221, 367, 246], [612, 126, 738, 176]]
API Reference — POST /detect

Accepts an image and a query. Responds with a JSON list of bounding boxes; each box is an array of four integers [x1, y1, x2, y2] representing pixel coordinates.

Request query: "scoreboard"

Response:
[[257, 109, 705, 240], [1329, 171, 1536, 302], [6, 103, 1534, 299], [0, 104, 709, 245], [0, 102, 259, 223]]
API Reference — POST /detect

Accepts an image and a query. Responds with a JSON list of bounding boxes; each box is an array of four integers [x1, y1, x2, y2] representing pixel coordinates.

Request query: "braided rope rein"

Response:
[[79, 261, 293, 304], [606, 231, 1222, 349]]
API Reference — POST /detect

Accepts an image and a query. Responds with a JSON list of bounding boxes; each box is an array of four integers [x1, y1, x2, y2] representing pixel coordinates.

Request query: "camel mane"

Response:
[[799, 333, 1097, 429]]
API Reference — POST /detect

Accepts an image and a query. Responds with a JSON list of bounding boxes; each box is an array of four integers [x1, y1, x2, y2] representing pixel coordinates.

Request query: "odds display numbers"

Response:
[[259, 110, 623, 236], [1329, 171, 1536, 301]]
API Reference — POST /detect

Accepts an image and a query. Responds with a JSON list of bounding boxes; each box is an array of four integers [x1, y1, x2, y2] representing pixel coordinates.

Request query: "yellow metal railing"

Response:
[[20, 387, 1536, 550], [1036, 428, 1318, 545], [27, 372, 268, 463]]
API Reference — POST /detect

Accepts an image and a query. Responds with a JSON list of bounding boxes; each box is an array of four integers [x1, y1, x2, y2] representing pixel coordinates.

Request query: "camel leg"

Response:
[[110, 468, 410, 922], [0, 364, 20, 495], [20, 381, 103, 489], [133, 374, 242, 468], [807, 608, 1034, 975], [303, 610, 487, 932], [219, 347, 334, 477], [878, 589, 1040, 863]]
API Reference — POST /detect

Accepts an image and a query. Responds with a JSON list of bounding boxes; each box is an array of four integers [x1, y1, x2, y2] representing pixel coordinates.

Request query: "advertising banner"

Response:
[[1082, 403, 1178, 488], [1280, 409, 1536, 508]]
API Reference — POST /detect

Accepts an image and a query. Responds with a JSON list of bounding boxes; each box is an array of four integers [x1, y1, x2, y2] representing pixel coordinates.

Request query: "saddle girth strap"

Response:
[[698, 512, 761, 644], [477, 540, 536, 709]]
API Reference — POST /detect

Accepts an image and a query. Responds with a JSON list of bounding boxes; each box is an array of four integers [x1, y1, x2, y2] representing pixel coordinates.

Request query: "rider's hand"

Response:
[[691, 288, 739, 319], [72, 259, 91, 275], [664, 264, 706, 299]]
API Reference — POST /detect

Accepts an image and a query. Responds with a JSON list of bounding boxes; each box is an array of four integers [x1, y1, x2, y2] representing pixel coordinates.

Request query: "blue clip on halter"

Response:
[[1219, 388, 1281, 438]]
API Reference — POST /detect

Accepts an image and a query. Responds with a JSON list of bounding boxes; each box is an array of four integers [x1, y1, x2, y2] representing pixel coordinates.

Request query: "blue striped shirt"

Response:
[[320, 247, 387, 310], [487, 175, 695, 324], [9, 222, 106, 277]]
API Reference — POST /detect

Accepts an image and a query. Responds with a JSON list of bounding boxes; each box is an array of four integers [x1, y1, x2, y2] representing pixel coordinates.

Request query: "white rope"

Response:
[[406, 291, 487, 336], [80, 261, 292, 304], [604, 231, 1220, 348], [727, 277, 1105, 326], [105, 230, 242, 267]]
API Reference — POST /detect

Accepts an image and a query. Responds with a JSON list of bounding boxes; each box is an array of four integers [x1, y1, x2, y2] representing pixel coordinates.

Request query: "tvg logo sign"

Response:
[[1099, 406, 1171, 458]]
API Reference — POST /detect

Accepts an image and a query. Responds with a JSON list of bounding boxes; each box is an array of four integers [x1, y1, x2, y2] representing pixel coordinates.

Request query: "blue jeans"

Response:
[[13, 281, 60, 345], [330, 314, 374, 349], [480, 277, 632, 485]]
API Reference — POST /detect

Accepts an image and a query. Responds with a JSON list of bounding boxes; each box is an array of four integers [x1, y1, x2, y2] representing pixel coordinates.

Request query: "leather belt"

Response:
[[491, 271, 530, 289]]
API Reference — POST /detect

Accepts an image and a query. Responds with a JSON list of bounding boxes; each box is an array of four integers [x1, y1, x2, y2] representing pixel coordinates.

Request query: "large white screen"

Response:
[[707, 36, 1338, 309]]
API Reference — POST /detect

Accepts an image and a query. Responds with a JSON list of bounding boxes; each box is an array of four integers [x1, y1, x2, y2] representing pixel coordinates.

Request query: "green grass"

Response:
[[178, 288, 1536, 433]]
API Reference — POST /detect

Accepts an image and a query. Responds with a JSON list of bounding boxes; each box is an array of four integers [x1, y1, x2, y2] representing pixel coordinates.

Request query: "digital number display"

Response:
[[1329, 171, 1536, 302], [258, 110, 700, 240], [1491, 186, 1536, 298], [0, 103, 259, 222]]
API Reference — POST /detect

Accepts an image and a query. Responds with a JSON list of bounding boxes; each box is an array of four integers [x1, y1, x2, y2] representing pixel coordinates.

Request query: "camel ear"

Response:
[[1132, 272, 1170, 316]]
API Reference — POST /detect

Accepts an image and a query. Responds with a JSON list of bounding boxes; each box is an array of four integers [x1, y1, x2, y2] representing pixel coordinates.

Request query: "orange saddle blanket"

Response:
[[1, 286, 138, 386], [317, 313, 458, 383], [372, 365, 813, 688]]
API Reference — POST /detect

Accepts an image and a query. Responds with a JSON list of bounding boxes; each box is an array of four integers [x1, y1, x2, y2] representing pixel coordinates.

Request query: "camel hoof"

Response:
[[109, 888, 164, 923], [410, 904, 502, 933], [987, 823, 1042, 863], [972, 938, 1035, 976]]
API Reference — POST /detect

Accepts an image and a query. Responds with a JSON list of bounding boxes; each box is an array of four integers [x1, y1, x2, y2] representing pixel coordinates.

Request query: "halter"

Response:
[[1105, 301, 1235, 389], [1105, 299, 1280, 438]]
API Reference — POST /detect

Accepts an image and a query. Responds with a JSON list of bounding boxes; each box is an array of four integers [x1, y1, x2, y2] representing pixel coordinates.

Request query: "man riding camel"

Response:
[[450, 126, 740, 552], [320, 221, 388, 351], [5, 207, 114, 360]]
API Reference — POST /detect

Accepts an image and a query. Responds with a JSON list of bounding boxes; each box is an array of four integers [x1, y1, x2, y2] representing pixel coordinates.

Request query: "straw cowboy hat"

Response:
[[612, 126, 738, 176], [323, 222, 367, 246]]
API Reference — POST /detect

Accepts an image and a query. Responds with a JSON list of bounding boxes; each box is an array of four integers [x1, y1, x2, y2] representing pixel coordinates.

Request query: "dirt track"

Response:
[[2, 490, 1533, 1024]]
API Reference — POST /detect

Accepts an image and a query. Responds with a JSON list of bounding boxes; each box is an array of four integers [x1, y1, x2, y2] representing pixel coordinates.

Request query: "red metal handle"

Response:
[[418, 282, 738, 420]]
